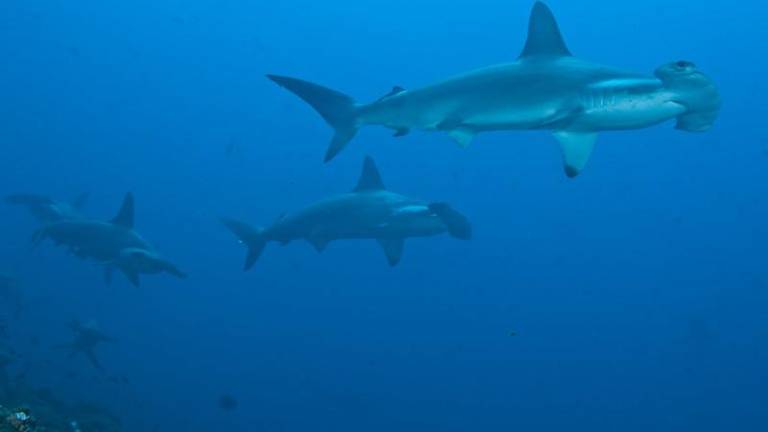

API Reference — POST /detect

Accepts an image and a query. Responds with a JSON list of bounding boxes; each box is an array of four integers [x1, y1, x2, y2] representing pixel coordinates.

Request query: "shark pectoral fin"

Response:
[[447, 128, 476, 148], [377, 238, 404, 267], [553, 131, 597, 178], [85, 349, 103, 370], [120, 267, 141, 287]]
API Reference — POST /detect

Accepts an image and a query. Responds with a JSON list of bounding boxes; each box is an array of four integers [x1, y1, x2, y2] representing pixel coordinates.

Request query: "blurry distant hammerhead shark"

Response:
[[31, 193, 187, 287], [267, 1, 720, 177], [6, 192, 89, 224], [55, 320, 114, 370]]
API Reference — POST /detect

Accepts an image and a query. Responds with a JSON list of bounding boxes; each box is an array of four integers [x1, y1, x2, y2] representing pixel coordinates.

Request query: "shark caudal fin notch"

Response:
[[553, 131, 597, 177], [519, 2, 571, 58], [221, 218, 267, 271], [266, 74, 359, 162], [353, 156, 386, 192], [111, 193, 135, 228]]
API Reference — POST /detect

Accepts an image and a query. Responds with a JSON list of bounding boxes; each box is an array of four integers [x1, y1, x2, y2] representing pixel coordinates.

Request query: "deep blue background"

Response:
[[1, 0, 766, 430]]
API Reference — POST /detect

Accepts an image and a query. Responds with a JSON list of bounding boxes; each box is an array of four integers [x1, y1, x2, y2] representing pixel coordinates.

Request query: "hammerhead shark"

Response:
[[222, 157, 471, 268], [33, 193, 186, 287], [267, 2, 720, 176], [56, 321, 114, 370]]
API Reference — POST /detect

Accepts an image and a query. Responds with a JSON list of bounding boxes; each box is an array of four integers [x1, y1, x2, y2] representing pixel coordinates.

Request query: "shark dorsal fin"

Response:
[[111, 193, 134, 228], [353, 156, 386, 192], [519, 2, 571, 59]]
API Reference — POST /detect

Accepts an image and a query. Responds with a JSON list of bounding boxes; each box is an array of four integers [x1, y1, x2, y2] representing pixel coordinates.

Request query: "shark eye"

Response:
[[676, 60, 694, 69]]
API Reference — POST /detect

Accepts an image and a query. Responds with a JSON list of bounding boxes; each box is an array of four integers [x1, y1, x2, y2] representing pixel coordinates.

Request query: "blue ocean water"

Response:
[[0, 0, 766, 430]]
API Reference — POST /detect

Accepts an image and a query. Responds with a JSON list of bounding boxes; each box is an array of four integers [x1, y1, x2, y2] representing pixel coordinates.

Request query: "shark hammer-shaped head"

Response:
[[111, 247, 187, 287], [655, 60, 721, 132]]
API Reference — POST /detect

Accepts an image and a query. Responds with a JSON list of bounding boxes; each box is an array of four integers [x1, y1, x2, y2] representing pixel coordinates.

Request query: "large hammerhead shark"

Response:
[[267, 2, 720, 177]]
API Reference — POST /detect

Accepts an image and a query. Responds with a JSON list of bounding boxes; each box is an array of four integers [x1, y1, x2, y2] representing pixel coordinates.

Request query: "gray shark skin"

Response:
[[5, 192, 88, 224], [222, 156, 471, 269], [55, 320, 113, 370], [106, 248, 187, 287], [33, 193, 186, 287], [267, 1, 720, 177]]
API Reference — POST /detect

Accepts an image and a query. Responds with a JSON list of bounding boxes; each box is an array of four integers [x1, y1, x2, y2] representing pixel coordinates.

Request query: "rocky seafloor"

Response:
[[0, 387, 121, 432]]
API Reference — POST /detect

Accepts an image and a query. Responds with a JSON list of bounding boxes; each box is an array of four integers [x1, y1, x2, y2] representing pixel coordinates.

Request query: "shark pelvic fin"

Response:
[[448, 128, 476, 148], [377, 238, 404, 267], [111, 193, 135, 228], [353, 156, 386, 192], [519, 2, 571, 58], [553, 131, 597, 178]]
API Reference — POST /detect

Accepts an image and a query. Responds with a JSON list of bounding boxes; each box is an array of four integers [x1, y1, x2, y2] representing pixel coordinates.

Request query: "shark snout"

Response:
[[655, 60, 720, 132]]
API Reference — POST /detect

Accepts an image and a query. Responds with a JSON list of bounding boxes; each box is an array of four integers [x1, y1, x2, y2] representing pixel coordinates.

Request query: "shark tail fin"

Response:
[[221, 218, 267, 271], [266, 74, 359, 162], [30, 225, 49, 248], [429, 203, 472, 240]]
